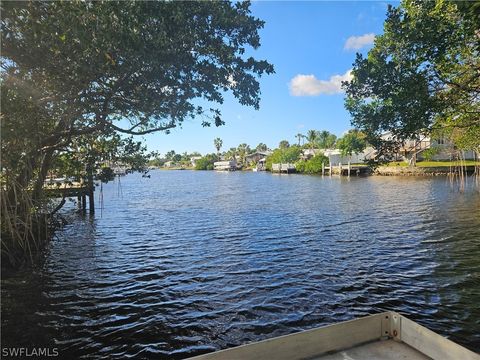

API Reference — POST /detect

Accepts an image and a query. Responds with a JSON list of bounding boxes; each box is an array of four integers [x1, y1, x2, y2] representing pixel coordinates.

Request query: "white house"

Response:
[[190, 156, 203, 167], [214, 160, 237, 171], [380, 132, 476, 162], [245, 151, 272, 165]]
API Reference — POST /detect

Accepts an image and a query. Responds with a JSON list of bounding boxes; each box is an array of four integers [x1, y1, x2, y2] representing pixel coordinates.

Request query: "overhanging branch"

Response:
[[106, 122, 177, 135]]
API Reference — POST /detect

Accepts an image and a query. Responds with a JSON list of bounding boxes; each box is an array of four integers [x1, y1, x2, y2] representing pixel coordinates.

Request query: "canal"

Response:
[[2, 171, 479, 358]]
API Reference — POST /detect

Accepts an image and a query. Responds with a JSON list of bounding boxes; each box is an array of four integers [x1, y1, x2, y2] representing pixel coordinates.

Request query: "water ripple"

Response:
[[2, 172, 480, 358]]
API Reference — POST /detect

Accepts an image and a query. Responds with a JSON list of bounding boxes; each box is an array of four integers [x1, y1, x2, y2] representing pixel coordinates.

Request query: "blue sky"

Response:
[[145, 1, 397, 156]]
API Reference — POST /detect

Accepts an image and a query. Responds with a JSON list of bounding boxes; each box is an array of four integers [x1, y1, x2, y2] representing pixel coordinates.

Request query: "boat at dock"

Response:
[[188, 311, 479, 360]]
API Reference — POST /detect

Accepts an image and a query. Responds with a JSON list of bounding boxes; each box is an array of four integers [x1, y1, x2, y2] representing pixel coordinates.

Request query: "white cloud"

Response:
[[289, 70, 352, 96], [344, 33, 375, 50]]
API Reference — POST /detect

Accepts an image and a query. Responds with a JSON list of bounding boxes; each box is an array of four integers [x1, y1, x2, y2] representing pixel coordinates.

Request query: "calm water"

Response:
[[2, 171, 480, 358]]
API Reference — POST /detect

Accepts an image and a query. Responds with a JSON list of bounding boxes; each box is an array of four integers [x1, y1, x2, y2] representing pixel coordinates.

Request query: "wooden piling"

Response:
[[87, 171, 95, 214]]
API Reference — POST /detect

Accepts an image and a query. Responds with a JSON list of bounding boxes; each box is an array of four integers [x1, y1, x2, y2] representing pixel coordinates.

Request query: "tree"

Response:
[[256, 143, 268, 152], [266, 146, 301, 170], [214, 138, 223, 155], [296, 154, 329, 173], [306, 130, 318, 150], [165, 150, 176, 161], [295, 133, 304, 146], [237, 143, 251, 165], [148, 157, 165, 168], [279, 140, 290, 149], [1, 1, 274, 265], [195, 154, 219, 170], [172, 154, 182, 163], [2, 1, 273, 182], [317, 130, 337, 149], [225, 147, 237, 161], [336, 130, 367, 157], [343, 0, 479, 159]]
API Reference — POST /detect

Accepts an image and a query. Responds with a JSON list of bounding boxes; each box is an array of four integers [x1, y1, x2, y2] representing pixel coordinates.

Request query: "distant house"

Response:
[[245, 151, 272, 165], [164, 161, 174, 168], [380, 132, 476, 162], [324, 147, 376, 166], [190, 156, 203, 167], [301, 149, 324, 160], [214, 160, 237, 171]]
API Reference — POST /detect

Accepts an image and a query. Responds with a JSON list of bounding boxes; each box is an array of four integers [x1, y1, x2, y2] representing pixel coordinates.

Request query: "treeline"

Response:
[[150, 129, 365, 173]]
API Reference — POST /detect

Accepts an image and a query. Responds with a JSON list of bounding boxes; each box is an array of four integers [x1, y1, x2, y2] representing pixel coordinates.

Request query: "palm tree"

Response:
[[237, 143, 250, 165], [307, 130, 318, 150], [317, 130, 337, 149], [279, 140, 290, 149], [256, 143, 267, 152], [295, 133, 304, 146], [213, 137, 223, 155], [225, 147, 237, 161]]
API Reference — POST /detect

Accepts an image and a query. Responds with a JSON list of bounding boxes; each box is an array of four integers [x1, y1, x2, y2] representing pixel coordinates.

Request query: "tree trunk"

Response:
[[32, 148, 55, 203]]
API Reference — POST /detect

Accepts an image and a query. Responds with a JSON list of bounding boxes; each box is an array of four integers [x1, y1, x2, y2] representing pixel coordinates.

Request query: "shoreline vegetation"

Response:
[[149, 135, 479, 177], [153, 161, 480, 176]]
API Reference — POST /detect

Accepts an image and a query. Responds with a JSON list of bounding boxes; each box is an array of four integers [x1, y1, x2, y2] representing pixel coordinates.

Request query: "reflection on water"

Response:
[[2, 172, 480, 358]]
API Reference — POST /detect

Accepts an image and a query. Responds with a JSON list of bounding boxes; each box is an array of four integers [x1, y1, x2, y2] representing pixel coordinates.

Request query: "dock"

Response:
[[214, 160, 237, 171], [272, 163, 296, 173], [188, 311, 479, 360], [43, 181, 95, 213], [322, 161, 370, 176]]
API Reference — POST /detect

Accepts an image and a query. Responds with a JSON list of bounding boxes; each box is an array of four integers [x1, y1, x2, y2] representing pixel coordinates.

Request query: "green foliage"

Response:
[[279, 140, 290, 149], [317, 130, 337, 149], [343, 0, 479, 158], [306, 130, 318, 149], [336, 130, 367, 157], [256, 143, 268, 152], [97, 167, 115, 183], [195, 154, 219, 170], [421, 147, 440, 162], [214, 138, 223, 154], [237, 143, 251, 164], [148, 158, 165, 167], [165, 151, 176, 161], [225, 147, 237, 160], [2, 1, 274, 136], [296, 154, 329, 174], [172, 154, 182, 162], [51, 133, 151, 179], [266, 146, 301, 170], [295, 133, 305, 146]]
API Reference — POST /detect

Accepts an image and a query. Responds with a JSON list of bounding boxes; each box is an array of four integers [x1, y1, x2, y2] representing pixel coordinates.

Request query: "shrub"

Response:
[[421, 147, 440, 161], [296, 154, 329, 174], [195, 154, 218, 170], [266, 146, 302, 170]]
